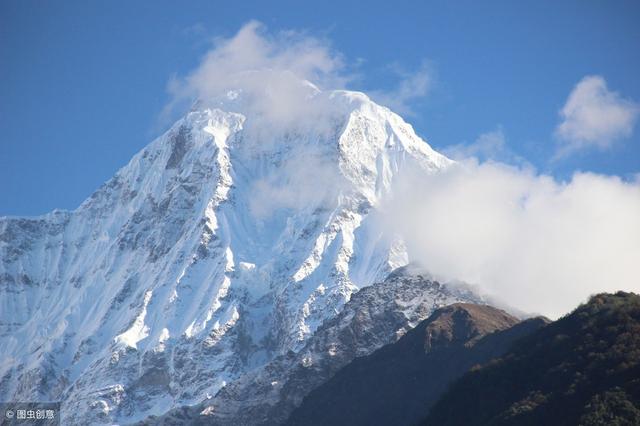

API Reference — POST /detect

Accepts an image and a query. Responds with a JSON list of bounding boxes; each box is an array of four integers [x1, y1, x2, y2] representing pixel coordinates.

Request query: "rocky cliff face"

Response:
[[0, 87, 464, 424]]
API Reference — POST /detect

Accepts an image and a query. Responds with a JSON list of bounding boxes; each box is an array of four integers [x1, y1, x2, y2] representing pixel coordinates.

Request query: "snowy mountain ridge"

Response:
[[0, 87, 461, 424]]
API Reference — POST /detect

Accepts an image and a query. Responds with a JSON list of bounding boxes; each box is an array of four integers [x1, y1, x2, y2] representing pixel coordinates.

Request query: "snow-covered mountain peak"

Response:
[[0, 89, 456, 424], [170, 87, 448, 201]]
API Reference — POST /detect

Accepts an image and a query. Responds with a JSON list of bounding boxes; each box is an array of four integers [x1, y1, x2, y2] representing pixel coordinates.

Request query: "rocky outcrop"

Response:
[[141, 267, 483, 425]]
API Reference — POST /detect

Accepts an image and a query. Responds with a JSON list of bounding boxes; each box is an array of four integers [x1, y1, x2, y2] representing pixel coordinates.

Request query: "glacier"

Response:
[[0, 86, 471, 424]]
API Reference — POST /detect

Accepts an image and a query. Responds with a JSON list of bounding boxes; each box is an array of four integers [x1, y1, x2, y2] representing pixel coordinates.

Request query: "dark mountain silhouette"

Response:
[[286, 303, 548, 426], [425, 292, 640, 426]]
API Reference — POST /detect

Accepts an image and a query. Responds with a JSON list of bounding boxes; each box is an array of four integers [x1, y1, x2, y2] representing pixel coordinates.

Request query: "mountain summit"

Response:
[[0, 88, 458, 424]]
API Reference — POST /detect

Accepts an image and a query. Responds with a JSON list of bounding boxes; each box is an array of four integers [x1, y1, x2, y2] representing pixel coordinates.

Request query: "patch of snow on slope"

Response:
[[114, 290, 152, 349]]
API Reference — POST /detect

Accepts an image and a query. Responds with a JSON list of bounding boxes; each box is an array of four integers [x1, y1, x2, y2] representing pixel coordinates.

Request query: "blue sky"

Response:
[[1, 0, 639, 216]]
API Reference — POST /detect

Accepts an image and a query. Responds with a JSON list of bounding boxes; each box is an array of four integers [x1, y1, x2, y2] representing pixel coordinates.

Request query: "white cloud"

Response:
[[165, 22, 435, 130], [247, 142, 347, 220], [443, 126, 524, 164], [369, 62, 433, 116], [164, 20, 350, 134], [383, 160, 640, 318], [554, 75, 639, 158]]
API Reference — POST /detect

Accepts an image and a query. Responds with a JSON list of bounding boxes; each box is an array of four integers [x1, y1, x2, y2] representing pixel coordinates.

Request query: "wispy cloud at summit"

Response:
[[164, 21, 350, 130]]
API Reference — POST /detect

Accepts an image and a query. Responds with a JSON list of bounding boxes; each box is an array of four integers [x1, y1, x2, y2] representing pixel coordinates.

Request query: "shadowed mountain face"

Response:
[[286, 303, 549, 426], [425, 292, 640, 426]]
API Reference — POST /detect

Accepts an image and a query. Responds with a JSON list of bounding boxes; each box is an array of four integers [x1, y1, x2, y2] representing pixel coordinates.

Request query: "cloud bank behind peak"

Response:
[[383, 160, 640, 318]]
